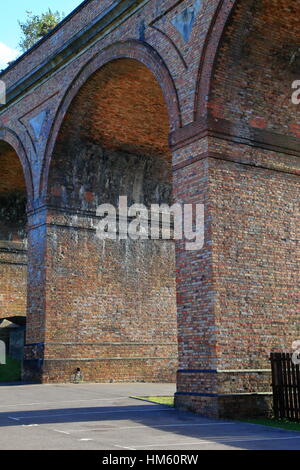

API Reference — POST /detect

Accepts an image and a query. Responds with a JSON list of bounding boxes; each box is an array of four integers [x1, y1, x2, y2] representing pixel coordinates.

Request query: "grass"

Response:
[[132, 397, 300, 432], [0, 356, 22, 382], [132, 396, 174, 407], [243, 417, 300, 433]]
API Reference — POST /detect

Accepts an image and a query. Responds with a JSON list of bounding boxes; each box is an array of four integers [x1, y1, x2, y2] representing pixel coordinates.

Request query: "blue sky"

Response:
[[0, 0, 81, 68]]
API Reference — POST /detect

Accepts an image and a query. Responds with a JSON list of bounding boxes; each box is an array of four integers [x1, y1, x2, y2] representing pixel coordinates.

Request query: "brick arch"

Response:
[[194, 0, 237, 121], [0, 127, 34, 204], [41, 40, 182, 198], [195, 0, 300, 136], [207, 0, 300, 136]]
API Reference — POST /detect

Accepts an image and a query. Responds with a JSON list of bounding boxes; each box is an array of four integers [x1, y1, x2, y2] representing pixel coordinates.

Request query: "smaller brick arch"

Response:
[[0, 127, 34, 204], [194, 0, 237, 121], [42, 40, 182, 198]]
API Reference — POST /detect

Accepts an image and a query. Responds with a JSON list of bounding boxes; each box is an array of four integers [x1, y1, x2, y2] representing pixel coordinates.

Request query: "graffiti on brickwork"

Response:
[[29, 109, 49, 140], [171, 0, 203, 42]]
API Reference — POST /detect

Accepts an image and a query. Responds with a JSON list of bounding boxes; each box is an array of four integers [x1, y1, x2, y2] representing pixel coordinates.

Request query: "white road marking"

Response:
[[114, 444, 137, 450], [62, 422, 237, 433], [0, 397, 128, 409], [8, 417, 20, 421], [53, 429, 70, 435]]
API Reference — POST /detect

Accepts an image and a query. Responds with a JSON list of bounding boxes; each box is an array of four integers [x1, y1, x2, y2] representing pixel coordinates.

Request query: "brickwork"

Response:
[[0, 0, 299, 418], [52, 59, 171, 159], [0, 243, 27, 319], [23, 214, 178, 383], [23, 55, 178, 383], [0, 142, 27, 321], [210, 156, 300, 369], [210, 0, 300, 137]]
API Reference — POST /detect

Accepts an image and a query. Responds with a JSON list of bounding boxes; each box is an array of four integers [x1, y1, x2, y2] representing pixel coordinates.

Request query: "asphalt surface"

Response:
[[0, 382, 300, 450]]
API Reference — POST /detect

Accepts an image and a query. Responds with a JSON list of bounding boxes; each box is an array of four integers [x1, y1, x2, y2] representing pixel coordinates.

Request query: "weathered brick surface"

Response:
[[0, 142, 26, 194], [29, 53, 179, 383], [0, 244, 27, 319], [210, 156, 300, 370], [0, 0, 299, 418], [175, 393, 273, 419], [24, 357, 178, 384], [25, 217, 178, 383], [52, 59, 171, 159], [210, 0, 300, 138], [0, 142, 27, 320]]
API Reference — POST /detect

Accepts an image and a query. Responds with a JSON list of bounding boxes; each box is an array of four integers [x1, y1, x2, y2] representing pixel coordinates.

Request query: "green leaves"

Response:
[[18, 8, 65, 53]]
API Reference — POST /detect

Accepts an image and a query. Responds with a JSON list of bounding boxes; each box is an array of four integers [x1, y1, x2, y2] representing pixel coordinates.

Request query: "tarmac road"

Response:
[[0, 382, 299, 450]]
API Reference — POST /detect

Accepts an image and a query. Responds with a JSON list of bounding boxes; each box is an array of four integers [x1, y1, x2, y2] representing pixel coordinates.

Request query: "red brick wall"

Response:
[[174, 0, 300, 418], [196, 0, 300, 404], [210, 156, 300, 371], [0, 142, 27, 321], [0, 245, 27, 319], [38, 217, 178, 383]]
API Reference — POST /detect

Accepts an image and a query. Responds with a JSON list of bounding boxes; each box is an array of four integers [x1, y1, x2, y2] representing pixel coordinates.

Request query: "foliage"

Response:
[[0, 356, 22, 382], [18, 9, 64, 52], [133, 396, 175, 407], [243, 418, 300, 433]]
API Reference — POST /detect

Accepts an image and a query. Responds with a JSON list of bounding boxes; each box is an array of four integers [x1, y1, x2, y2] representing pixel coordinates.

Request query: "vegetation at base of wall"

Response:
[[0, 356, 22, 382], [133, 401, 300, 429], [243, 418, 300, 433], [132, 396, 174, 407]]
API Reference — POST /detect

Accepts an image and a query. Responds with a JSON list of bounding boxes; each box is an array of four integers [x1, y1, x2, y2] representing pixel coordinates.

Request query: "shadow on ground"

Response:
[[1, 401, 300, 450]]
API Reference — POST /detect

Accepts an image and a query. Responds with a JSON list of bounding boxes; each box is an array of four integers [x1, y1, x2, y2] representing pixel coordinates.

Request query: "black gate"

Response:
[[270, 352, 300, 422]]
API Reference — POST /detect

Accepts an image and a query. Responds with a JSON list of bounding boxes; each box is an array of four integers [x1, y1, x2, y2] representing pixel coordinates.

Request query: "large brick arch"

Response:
[[41, 40, 182, 198], [0, 127, 33, 203], [32, 38, 179, 385]]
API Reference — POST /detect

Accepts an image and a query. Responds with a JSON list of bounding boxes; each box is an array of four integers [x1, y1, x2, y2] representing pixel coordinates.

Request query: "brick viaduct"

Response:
[[0, 0, 299, 418]]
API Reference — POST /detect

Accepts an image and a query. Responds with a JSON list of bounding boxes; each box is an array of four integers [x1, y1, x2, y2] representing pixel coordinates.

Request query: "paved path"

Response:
[[0, 382, 300, 450]]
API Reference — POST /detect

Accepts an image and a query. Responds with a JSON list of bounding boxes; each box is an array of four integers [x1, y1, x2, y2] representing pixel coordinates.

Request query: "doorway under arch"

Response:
[[0, 140, 28, 381]]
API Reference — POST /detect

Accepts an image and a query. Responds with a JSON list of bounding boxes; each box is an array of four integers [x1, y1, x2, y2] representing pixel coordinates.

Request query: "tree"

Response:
[[18, 9, 65, 53]]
